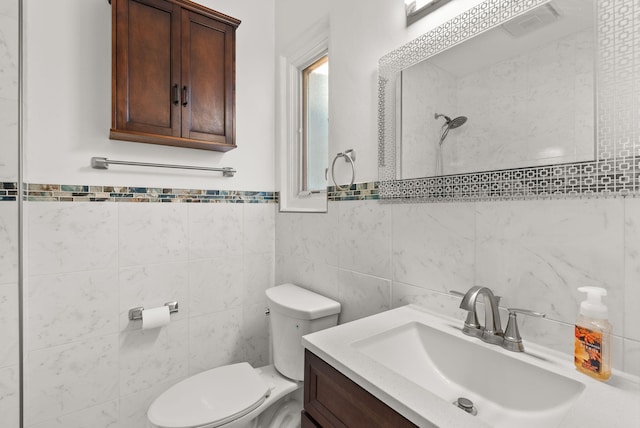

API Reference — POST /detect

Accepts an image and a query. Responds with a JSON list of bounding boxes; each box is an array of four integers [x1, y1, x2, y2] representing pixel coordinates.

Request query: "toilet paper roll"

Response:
[[142, 305, 171, 330]]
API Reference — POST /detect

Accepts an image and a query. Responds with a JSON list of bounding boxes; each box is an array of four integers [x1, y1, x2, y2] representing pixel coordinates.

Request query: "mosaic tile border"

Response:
[[7, 181, 383, 203], [0, 182, 18, 201], [23, 183, 278, 203], [378, 0, 640, 202], [380, 158, 640, 202], [327, 182, 380, 201]]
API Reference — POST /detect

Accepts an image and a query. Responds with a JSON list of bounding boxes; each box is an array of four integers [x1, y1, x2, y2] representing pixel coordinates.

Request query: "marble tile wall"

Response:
[[0, 202, 20, 428], [0, 0, 20, 426], [23, 201, 275, 427], [275, 198, 640, 377]]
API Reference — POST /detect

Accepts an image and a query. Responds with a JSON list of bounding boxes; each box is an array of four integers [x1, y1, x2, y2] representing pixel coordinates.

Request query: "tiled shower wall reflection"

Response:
[[23, 201, 275, 427], [402, 28, 594, 178], [276, 198, 640, 377]]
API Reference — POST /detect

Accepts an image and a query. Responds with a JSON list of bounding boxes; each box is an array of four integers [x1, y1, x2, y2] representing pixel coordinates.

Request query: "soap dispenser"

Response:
[[574, 286, 611, 381]]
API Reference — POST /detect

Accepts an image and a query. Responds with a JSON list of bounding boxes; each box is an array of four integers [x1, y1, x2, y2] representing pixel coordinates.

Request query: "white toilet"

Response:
[[147, 283, 341, 428]]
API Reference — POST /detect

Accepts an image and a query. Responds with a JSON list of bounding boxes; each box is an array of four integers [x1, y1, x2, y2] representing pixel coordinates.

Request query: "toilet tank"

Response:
[[266, 283, 341, 381]]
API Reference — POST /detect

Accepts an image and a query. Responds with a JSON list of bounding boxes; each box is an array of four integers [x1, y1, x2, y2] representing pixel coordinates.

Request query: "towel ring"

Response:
[[331, 149, 356, 191]]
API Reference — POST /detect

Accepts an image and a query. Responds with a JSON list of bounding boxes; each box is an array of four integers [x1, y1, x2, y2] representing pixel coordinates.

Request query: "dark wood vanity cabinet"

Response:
[[111, 0, 240, 151], [303, 350, 418, 428]]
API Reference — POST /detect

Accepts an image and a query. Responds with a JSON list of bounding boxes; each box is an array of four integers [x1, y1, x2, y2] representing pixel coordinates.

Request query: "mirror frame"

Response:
[[378, 0, 639, 201]]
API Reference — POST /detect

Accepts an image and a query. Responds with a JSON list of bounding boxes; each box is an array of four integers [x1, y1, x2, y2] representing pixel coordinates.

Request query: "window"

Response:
[[302, 55, 329, 192], [276, 21, 329, 212]]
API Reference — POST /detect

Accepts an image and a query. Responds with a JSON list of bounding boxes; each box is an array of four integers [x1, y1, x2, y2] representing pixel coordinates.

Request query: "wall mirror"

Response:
[[378, 0, 640, 201]]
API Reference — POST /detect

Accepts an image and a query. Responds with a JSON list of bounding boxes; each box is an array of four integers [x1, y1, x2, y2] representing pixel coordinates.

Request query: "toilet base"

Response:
[[257, 396, 302, 428]]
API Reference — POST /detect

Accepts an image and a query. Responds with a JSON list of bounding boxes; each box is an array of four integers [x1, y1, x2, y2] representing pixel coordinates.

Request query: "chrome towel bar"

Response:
[[91, 157, 236, 177]]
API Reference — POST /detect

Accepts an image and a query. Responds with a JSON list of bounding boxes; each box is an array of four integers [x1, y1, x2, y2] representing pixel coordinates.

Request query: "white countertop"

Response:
[[302, 305, 640, 428]]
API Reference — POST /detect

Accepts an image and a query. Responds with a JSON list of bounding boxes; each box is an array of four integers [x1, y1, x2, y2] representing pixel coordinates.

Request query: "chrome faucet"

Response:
[[453, 286, 546, 352], [459, 286, 504, 345]]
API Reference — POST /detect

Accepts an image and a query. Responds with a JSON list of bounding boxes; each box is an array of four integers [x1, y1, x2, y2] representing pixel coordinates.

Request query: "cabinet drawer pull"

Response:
[[173, 84, 179, 105], [182, 86, 189, 106]]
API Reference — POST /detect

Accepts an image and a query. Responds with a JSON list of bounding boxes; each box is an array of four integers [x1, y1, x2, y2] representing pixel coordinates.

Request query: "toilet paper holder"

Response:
[[129, 301, 179, 321]]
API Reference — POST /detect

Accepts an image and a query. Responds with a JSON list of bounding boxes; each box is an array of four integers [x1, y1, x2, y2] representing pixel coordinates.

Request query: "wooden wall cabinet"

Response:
[[111, 0, 240, 151], [303, 350, 418, 428]]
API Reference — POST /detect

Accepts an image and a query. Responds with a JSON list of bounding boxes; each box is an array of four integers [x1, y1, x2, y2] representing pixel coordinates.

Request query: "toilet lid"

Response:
[[147, 362, 270, 428]]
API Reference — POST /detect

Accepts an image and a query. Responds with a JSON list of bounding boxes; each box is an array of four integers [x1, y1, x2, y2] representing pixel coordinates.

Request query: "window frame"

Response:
[[277, 22, 329, 213]]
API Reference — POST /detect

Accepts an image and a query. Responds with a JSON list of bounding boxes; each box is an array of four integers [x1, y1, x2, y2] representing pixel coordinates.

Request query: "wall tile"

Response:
[[188, 204, 243, 260], [244, 252, 275, 306], [28, 401, 119, 428], [188, 307, 244, 375], [517, 315, 575, 357], [475, 199, 625, 328], [299, 206, 340, 266], [0, 0, 19, 18], [119, 319, 189, 396], [119, 203, 188, 267], [0, 284, 18, 368], [118, 377, 185, 428], [624, 198, 640, 342], [275, 211, 304, 260], [338, 200, 392, 278], [26, 334, 119, 425], [242, 302, 270, 368], [0, 98, 18, 182], [275, 254, 340, 302], [0, 198, 18, 284], [119, 262, 189, 331], [28, 202, 118, 275], [244, 204, 275, 255], [392, 202, 475, 292], [391, 281, 467, 322], [337, 269, 391, 324], [0, 365, 19, 428], [28, 270, 119, 350], [623, 339, 640, 377], [189, 256, 243, 317], [0, 14, 18, 100]]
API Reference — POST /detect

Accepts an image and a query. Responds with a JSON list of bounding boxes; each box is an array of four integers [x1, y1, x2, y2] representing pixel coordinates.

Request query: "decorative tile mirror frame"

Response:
[[378, 0, 639, 201]]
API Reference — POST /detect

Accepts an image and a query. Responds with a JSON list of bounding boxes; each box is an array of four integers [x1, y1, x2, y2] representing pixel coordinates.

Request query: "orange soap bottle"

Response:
[[574, 286, 611, 381]]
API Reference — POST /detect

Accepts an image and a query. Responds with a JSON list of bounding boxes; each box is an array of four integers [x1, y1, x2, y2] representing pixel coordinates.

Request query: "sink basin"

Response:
[[352, 321, 585, 428]]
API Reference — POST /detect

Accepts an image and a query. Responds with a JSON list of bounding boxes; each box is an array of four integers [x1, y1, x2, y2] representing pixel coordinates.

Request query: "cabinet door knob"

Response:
[[182, 86, 189, 107]]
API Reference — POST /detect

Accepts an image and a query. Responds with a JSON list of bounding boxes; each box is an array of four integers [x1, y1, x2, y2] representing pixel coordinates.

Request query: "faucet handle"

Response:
[[502, 308, 546, 352], [507, 308, 545, 318]]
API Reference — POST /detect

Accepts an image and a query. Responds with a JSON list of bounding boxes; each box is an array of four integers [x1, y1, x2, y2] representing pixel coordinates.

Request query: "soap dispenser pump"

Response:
[[574, 286, 611, 381]]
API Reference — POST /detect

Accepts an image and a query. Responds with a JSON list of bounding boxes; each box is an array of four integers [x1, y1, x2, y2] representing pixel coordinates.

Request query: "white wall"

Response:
[[23, 0, 275, 191]]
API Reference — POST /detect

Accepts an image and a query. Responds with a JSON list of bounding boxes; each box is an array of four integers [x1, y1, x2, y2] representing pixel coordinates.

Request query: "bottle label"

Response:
[[574, 325, 603, 374]]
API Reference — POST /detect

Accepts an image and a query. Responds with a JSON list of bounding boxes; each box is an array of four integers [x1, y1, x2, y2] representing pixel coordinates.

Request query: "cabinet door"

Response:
[[304, 350, 418, 428], [181, 9, 235, 146], [113, 0, 181, 137]]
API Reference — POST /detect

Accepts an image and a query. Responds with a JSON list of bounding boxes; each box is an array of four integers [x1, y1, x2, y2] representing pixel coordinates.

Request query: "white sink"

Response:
[[352, 321, 585, 428], [302, 305, 640, 428]]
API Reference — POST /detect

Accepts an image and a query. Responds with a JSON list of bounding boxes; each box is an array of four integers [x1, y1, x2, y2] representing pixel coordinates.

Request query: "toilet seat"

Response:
[[147, 362, 271, 428]]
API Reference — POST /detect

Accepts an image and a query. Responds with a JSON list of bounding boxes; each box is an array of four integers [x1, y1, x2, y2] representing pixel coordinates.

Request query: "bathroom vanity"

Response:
[[302, 349, 416, 427], [302, 305, 640, 428]]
